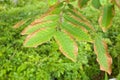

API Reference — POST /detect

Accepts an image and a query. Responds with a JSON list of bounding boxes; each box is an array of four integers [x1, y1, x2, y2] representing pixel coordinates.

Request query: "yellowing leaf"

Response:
[[54, 31, 78, 62], [24, 27, 55, 47], [94, 35, 112, 75]]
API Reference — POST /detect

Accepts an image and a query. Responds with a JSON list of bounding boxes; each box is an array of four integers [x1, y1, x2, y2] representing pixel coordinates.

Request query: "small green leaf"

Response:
[[61, 22, 92, 42], [24, 27, 56, 47], [99, 4, 114, 32], [54, 31, 78, 62], [92, 0, 101, 9], [94, 35, 112, 75]]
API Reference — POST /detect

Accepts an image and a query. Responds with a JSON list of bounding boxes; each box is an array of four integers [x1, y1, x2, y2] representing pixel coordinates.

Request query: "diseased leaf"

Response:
[[67, 9, 95, 31], [13, 19, 29, 28], [54, 31, 78, 62], [64, 14, 93, 31], [78, 0, 90, 8], [24, 27, 55, 47], [67, 9, 86, 21], [61, 22, 92, 42], [99, 4, 114, 32], [94, 35, 112, 75], [21, 21, 57, 35], [29, 15, 59, 26], [92, 0, 101, 9]]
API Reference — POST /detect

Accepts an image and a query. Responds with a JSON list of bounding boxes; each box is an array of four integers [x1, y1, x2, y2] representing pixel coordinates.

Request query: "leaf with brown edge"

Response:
[[54, 31, 78, 62], [99, 4, 115, 32], [13, 19, 29, 28], [94, 35, 112, 75], [21, 21, 57, 35], [61, 22, 92, 42], [24, 27, 55, 47], [64, 14, 93, 31], [29, 14, 59, 26]]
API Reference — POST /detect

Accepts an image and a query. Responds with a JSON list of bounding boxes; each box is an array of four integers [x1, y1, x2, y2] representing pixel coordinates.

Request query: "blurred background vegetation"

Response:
[[0, 0, 120, 80]]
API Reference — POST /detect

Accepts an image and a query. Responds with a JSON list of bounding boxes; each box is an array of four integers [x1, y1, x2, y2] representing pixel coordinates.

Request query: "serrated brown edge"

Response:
[[62, 21, 93, 43], [23, 27, 48, 47], [21, 2, 60, 35], [21, 20, 52, 35], [70, 14, 95, 31], [98, 5, 115, 32], [94, 40, 112, 75], [54, 31, 78, 62], [13, 20, 28, 28]]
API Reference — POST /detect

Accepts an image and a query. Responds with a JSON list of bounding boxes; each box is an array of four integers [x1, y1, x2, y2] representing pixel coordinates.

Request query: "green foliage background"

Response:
[[0, 0, 120, 80]]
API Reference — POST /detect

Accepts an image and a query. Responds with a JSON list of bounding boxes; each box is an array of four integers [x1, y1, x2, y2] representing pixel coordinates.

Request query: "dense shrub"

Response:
[[0, 0, 120, 80]]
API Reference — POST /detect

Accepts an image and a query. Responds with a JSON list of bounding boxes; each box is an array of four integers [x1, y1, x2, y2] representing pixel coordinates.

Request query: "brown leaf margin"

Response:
[[24, 27, 51, 48], [13, 19, 29, 28], [94, 40, 112, 75], [98, 5, 115, 32], [54, 31, 78, 62]]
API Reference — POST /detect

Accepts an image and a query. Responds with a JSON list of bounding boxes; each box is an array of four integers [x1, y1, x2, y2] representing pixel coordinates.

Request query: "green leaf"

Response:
[[61, 22, 92, 42], [99, 4, 114, 32], [94, 35, 112, 75], [78, 0, 90, 8], [54, 31, 78, 62], [92, 0, 101, 9], [24, 27, 56, 47]]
